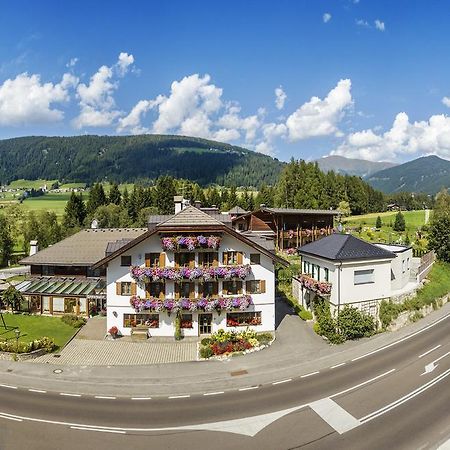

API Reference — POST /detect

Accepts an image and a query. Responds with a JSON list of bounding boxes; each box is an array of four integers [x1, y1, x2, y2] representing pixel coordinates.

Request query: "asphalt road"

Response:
[[0, 315, 449, 450]]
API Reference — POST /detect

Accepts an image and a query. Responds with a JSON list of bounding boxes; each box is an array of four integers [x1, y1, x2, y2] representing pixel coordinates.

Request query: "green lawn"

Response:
[[0, 314, 77, 349], [7, 179, 58, 190], [21, 193, 72, 217]]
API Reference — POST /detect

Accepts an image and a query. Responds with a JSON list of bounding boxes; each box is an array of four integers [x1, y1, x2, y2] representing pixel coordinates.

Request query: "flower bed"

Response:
[[0, 336, 55, 354], [130, 265, 251, 282], [299, 274, 332, 295], [161, 235, 221, 251], [129, 295, 253, 313], [199, 329, 273, 358]]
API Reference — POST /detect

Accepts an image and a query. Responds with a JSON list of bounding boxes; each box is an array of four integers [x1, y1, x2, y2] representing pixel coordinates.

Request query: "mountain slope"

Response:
[[0, 135, 284, 188], [365, 155, 450, 194], [316, 155, 397, 177]]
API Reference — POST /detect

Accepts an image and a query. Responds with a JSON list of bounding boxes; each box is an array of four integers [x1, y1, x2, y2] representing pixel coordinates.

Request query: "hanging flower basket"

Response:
[[161, 235, 221, 251]]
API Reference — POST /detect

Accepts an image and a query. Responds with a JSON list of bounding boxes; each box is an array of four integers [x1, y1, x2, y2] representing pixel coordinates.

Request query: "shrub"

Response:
[[375, 216, 382, 229], [337, 306, 376, 340], [256, 332, 273, 345], [299, 309, 313, 321], [379, 300, 404, 329], [0, 336, 55, 354], [199, 346, 214, 359], [61, 314, 86, 328], [200, 337, 211, 346], [174, 314, 182, 341], [393, 211, 406, 232]]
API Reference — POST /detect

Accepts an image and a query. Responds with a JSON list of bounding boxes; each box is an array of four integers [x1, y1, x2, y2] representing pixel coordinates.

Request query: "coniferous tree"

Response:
[[393, 211, 406, 232], [376, 216, 383, 229], [108, 183, 122, 205], [155, 176, 176, 215], [87, 183, 107, 214], [0, 215, 13, 267], [63, 192, 87, 230]]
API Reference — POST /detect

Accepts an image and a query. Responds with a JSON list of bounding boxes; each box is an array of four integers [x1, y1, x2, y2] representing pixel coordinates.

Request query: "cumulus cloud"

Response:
[[66, 57, 78, 68], [0, 72, 78, 126], [73, 53, 134, 129], [442, 96, 450, 108], [332, 112, 450, 161], [374, 19, 385, 31], [323, 13, 332, 23], [275, 86, 287, 110], [285, 79, 353, 141]]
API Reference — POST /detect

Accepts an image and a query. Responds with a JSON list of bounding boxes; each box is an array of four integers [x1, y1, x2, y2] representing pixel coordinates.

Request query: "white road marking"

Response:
[[361, 368, 450, 423], [131, 397, 152, 400], [421, 351, 450, 376], [419, 344, 442, 359], [238, 386, 259, 391], [70, 426, 126, 434], [28, 389, 47, 394], [301, 371, 319, 378], [272, 379, 292, 385], [0, 384, 17, 389], [309, 397, 360, 434], [437, 437, 450, 449], [330, 363, 346, 369], [60, 393, 81, 397], [351, 313, 449, 362], [94, 396, 116, 400], [203, 391, 224, 396], [168, 395, 190, 399], [0, 415, 23, 422], [331, 369, 396, 398]]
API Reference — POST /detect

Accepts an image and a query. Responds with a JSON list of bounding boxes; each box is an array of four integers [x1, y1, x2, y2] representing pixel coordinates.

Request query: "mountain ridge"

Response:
[[316, 155, 397, 177]]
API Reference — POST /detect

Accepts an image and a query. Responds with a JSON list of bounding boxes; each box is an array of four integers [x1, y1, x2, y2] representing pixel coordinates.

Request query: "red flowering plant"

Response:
[[299, 274, 332, 296], [108, 326, 119, 338]]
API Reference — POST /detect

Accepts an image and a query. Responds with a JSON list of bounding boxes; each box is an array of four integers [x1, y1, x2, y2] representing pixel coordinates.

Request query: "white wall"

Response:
[[390, 248, 412, 291], [106, 232, 276, 336]]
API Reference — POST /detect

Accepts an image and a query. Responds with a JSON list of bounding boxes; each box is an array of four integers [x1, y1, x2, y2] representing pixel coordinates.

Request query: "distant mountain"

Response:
[[316, 155, 397, 177], [365, 155, 450, 194], [0, 135, 285, 188]]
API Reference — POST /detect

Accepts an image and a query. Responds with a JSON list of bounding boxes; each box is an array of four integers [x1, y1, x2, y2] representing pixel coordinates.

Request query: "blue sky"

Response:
[[1, 0, 450, 163]]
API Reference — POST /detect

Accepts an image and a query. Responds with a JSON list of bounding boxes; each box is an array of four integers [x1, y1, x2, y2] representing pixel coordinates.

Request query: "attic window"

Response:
[[121, 255, 132, 267]]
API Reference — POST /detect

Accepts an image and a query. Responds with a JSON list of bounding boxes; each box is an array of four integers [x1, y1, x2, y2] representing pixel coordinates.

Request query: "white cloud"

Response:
[[332, 112, 450, 161], [323, 13, 332, 23], [285, 79, 353, 141], [275, 86, 287, 110], [0, 72, 77, 126], [73, 53, 134, 129], [116, 97, 163, 134], [66, 57, 78, 68], [442, 96, 450, 108], [374, 19, 385, 31], [356, 19, 370, 27]]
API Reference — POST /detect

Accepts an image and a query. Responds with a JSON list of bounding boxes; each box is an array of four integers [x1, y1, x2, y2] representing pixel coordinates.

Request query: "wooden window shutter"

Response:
[[237, 281, 243, 295], [246, 281, 251, 293], [116, 283, 121, 295], [222, 252, 228, 265], [145, 253, 150, 267], [260, 280, 266, 294], [175, 283, 180, 300], [159, 252, 166, 267], [213, 252, 219, 267], [159, 283, 165, 300], [213, 282, 218, 296], [237, 252, 243, 265], [175, 254, 179, 268], [130, 283, 137, 296], [222, 281, 228, 295], [145, 284, 150, 299], [189, 283, 195, 299]]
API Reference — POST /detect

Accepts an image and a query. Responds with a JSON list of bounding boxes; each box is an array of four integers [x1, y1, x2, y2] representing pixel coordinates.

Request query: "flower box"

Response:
[[299, 274, 332, 295], [161, 235, 221, 251]]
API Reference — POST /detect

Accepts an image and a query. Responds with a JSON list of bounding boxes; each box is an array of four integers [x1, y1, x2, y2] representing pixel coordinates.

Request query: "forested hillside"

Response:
[[0, 135, 284, 188]]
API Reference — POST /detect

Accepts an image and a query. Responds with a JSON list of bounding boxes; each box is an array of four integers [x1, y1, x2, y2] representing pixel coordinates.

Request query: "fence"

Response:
[[416, 250, 435, 282]]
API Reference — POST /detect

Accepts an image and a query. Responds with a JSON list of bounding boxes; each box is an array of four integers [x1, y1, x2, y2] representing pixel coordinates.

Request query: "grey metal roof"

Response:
[[20, 228, 147, 266], [228, 206, 249, 214], [157, 205, 224, 227], [298, 233, 396, 261], [241, 232, 275, 251], [263, 207, 340, 216], [16, 277, 106, 297], [105, 238, 135, 256]]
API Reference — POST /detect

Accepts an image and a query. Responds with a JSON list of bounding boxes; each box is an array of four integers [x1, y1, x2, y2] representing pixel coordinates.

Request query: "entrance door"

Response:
[[198, 313, 212, 335]]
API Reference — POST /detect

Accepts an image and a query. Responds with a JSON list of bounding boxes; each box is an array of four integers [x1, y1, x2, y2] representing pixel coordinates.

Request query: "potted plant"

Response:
[[108, 326, 119, 339]]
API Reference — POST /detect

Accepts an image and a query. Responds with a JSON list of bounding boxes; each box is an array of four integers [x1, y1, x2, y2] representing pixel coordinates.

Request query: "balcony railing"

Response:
[[298, 274, 332, 295], [130, 265, 252, 283]]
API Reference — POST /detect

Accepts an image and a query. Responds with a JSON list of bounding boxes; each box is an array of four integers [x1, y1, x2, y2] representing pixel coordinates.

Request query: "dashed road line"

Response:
[[203, 391, 224, 396], [301, 371, 320, 378], [238, 386, 259, 391], [272, 379, 292, 385], [0, 384, 17, 390], [168, 395, 190, 399], [131, 397, 152, 400], [418, 344, 442, 359], [94, 396, 116, 400], [60, 393, 82, 397], [70, 426, 126, 434], [330, 363, 346, 369], [28, 389, 47, 394]]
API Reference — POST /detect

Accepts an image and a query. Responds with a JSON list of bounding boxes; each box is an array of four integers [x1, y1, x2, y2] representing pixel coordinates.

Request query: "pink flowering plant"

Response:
[[129, 294, 253, 313], [299, 274, 332, 295], [130, 265, 251, 283], [161, 235, 221, 251]]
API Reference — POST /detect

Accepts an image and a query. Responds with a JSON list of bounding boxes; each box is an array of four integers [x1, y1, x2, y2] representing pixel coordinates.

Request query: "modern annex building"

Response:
[[18, 204, 287, 337]]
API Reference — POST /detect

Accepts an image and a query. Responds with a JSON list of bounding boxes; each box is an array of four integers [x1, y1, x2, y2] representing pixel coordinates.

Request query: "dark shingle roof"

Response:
[[298, 233, 396, 261]]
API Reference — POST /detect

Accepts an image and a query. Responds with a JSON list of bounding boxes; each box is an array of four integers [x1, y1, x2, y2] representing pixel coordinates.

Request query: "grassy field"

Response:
[[343, 210, 428, 246], [7, 179, 57, 189], [21, 193, 72, 217], [0, 314, 77, 349]]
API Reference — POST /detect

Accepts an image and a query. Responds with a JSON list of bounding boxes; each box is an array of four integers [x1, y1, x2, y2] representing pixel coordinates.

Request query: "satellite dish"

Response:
[[91, 219, 99, 229]]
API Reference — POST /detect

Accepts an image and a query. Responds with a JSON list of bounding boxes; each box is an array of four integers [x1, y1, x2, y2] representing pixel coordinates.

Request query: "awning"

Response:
[[15, 277, 106, 297]]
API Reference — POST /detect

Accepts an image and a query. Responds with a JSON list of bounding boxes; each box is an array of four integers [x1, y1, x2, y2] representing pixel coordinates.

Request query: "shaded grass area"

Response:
[[379, 261, 450, 328], [0, 314, 77, 349]]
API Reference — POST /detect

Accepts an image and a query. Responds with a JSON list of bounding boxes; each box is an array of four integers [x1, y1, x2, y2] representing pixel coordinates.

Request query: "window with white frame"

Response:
[[354, 269, 375, 285]]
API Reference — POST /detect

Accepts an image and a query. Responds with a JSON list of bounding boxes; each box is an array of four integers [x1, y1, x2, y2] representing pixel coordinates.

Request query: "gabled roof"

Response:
[[298, 233, 396, 262], [157, 205, 225, 227], [20, 228, 147, 266], [92, 206, 289, 269], [262, 207, 340, 216]]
